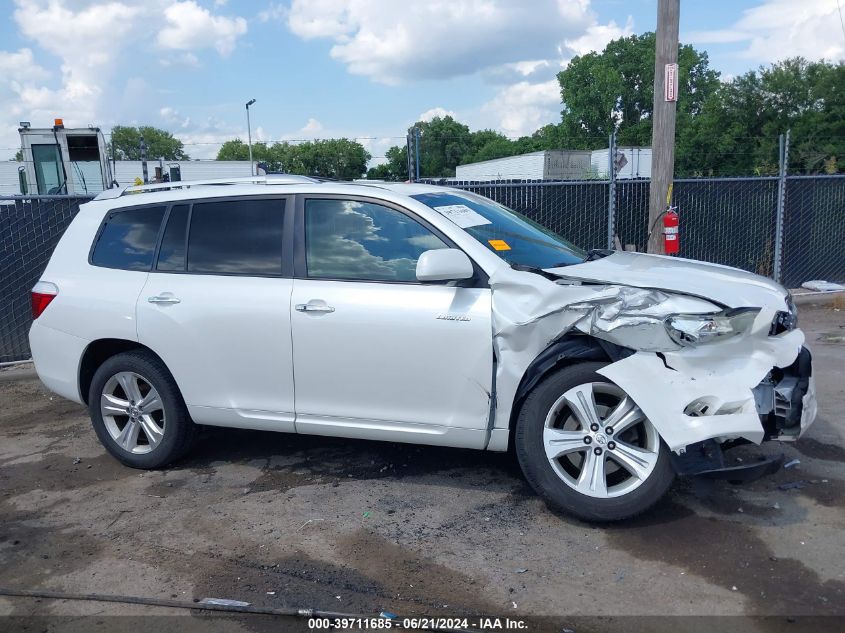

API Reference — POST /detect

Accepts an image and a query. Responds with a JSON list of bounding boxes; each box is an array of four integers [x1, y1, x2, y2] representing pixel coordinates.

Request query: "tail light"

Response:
[[31, 281, 58, 319]]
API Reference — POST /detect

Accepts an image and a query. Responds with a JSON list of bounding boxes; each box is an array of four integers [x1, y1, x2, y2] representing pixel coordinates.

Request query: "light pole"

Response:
[[245, 98, 256, 175]]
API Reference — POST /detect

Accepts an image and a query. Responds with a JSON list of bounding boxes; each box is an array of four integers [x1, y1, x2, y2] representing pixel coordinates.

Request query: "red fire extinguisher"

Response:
[[663, 206, 679, 255]]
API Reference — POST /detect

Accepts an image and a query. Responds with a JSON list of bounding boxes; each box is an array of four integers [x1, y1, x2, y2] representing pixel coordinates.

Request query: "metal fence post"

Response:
[[773, 129, 790, 283], [607, 131, 616, 249]]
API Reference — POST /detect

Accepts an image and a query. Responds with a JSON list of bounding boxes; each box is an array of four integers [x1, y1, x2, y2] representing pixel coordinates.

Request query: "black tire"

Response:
[[88, 350, 196, 469], [515, 361, 675, 522]]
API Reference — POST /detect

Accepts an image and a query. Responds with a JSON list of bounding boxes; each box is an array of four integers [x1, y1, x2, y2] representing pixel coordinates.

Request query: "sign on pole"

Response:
[[664, 63, 679, 102]]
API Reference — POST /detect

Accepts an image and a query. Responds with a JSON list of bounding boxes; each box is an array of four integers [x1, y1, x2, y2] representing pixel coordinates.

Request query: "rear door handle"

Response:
[[295, 303, 335, 313], [148, 294, 181, 305]]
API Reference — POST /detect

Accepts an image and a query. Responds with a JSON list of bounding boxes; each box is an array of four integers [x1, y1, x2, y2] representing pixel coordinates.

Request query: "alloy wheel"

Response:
[[100, 371, 165, 454], [543, 381, 659, 498]]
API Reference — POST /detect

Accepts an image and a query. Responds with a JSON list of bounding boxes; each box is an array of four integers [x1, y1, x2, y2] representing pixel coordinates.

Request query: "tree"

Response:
[[110, 125, 189, 160], [217, 138, 371, 180], [367, 145, 408, 180], [556, 32, 720, 149], [217, 139, 275, 165], [14, 149, 23, 161], [682, 58, 845, 175]]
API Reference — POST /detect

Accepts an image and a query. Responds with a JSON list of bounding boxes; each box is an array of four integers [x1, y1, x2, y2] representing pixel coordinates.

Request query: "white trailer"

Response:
[[455, 150, 592, 181], [590, 147, 652, 179]]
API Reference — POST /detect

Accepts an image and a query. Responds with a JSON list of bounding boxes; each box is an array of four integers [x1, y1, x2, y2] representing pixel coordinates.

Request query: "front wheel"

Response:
[[515, 362, 675, 522]]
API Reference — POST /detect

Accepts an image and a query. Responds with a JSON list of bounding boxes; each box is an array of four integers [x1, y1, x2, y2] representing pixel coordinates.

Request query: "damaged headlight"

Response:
[[665, 308, 759, 346]]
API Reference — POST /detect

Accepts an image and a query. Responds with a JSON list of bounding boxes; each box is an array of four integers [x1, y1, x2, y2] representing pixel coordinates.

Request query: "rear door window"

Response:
[[187, 198, 285, 276], [91, 206, 166, 271]]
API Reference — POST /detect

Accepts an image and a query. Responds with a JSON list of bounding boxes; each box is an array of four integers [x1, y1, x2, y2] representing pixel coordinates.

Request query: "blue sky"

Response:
[[1, 0, 843, 163]]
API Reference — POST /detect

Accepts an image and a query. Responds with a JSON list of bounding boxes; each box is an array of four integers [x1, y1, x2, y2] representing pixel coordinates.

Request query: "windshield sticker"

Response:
[[488, 239, 511, 251], [433, 204, 492, 229]]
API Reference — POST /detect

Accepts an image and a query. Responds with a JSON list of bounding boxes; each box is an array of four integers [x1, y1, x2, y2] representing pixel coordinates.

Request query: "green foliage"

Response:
[[14, 149, 23, 162], [556, 32, 720, 149], [217, 138, 371, 180], [682, 58, 845, 175], [110, 126, 189, 160], [367, 146, 409, 181]]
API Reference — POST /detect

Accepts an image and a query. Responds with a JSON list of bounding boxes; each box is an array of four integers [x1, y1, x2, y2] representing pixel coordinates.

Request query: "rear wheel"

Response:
[[516, 362, 674, 522], [88, 350, 195, 469]]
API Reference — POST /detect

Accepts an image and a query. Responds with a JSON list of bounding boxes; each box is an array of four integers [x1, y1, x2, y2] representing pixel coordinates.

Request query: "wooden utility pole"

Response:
[[647, 0, 680, 254]]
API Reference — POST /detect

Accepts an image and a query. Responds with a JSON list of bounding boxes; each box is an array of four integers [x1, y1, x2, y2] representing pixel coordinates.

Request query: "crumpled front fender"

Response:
[[488, 266, 808, 453]]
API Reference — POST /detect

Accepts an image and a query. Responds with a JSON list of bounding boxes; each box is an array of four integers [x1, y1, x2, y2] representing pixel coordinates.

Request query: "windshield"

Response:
[[412, 191, 586, 269]]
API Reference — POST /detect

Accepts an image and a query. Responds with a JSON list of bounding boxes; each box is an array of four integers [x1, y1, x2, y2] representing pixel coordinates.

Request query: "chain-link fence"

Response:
[[1, 177, 844, 363], [0, 196, 90, 363], [424, 174, 845, 286], [441, 180, 609, 249], [781, 175, 845, 288]]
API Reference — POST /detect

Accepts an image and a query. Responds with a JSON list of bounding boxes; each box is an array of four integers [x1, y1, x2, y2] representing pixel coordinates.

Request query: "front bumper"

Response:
[[753, 346, 817, 440], [671, 346, 816, 480], [597, 326, 817, 454]]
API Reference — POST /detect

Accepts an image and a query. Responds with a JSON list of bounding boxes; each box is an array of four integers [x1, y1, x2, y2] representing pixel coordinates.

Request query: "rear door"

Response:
[[136, 195, 296, 431], [290, 195, 493, 448]]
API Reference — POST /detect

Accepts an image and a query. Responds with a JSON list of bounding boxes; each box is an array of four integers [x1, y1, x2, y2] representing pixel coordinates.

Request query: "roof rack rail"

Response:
[[94, 174, 320, 201]]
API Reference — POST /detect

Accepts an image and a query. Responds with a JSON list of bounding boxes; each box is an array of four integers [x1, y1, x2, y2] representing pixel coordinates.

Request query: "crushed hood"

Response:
[[546, 251, 789, 311]]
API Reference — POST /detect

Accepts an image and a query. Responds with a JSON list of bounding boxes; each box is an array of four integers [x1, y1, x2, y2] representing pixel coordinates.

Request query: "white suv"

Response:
[[29, 176, 817, 521]]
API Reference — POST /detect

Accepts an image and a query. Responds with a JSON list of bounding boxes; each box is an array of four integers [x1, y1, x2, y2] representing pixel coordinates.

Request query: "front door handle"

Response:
[[295, 303, 335, 313], [148, 294, 181, 305]]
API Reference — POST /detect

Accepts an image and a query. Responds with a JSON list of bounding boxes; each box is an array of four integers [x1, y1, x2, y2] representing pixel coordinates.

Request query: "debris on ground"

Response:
[[778, 481, 805, 491], [514, 568, 528, 574], [801, 280, 845, 292], [72, 457, 81, 465], [199, 598, 250, 607], [783, 459, 801, 469]]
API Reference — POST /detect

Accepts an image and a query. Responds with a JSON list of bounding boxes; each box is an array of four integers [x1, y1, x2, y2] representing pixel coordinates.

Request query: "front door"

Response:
[[290, 196, 493, 448], [137, 196, 296, 431]]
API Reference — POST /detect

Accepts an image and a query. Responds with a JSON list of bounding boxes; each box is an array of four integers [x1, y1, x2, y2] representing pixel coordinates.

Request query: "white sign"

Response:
[[665, 63, 679, 102], [433, 204, 492, 229]]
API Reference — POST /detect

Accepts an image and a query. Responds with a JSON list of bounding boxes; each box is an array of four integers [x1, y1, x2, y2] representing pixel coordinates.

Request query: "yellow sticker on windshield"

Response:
[[488, 239, 511, 251]]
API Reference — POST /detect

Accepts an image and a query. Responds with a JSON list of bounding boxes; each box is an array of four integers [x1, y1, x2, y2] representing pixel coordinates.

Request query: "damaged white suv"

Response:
[[29, 177, 817, 521]]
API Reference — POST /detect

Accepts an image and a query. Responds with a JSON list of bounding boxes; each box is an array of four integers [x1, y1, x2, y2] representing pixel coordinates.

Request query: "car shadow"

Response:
[[174, 425, 530, 495]]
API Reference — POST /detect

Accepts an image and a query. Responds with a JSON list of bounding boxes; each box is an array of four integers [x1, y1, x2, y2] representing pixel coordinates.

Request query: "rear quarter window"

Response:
[[91, 206, 166, 271]]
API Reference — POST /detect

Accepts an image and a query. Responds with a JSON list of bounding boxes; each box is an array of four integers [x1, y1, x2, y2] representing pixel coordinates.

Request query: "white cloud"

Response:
[[301, 118, 324, 134], [481, 79, 560, 137], [159, 52, 201, 68], [160, 106, 191, 128], [563, 16, 634, 57], [286, 0, 604, 84], [157, 0, 248, 56], [14, 0, 142, 86], [0, 48, 50, 86], [258, 2, 287, 23], [687, 0, 845, 64], [418, 107, 456, 122]]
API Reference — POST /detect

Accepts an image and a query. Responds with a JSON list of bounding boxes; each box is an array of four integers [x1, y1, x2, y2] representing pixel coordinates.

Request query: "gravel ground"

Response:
[[0, 304, 843, 632]]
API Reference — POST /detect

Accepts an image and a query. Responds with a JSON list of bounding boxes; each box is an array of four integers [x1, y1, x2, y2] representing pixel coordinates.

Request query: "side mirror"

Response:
[[416, 249, 474, 282]]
